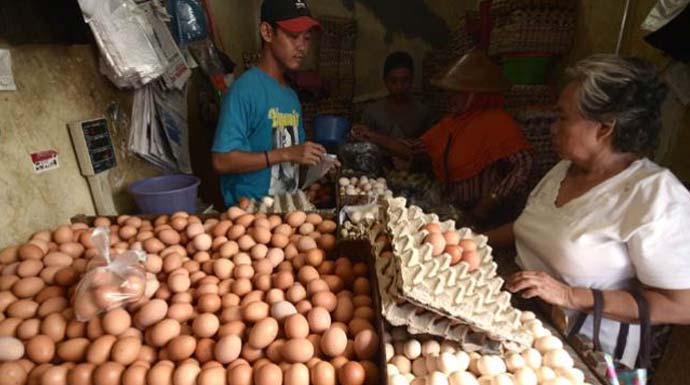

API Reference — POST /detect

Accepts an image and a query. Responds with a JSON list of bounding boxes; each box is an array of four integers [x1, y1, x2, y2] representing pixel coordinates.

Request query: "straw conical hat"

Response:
[[431, 49, 512, 92]]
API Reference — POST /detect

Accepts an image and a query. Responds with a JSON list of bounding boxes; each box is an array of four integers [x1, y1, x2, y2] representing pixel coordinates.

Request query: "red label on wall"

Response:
[[30, 149, 59, 173]]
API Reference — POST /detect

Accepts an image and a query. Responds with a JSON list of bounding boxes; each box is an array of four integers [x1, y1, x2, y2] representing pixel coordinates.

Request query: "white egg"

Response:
[[454, 351, 470, 372], [492, 373, 514, 385], [350, 211, 363, 224], [505, 352, 526, 372], [513, 367, 538, 385], [478, 376, 493, 385], [390, 374, 410, 385], [536, 367, 557, 383], [339, 177, 350, 186], [543, 349, 574, 369], [520, 311, 537, 323], [377, 177, 386, 184], [386, 343, 395, 362], [262, 196, 275, 207], [521, 348, 542, 369], [404, 340, 423, 360], [477, 356, 506, 377], [555, 367, 584, 384], [405, 373, 416, 383], [436, 352, 461, 374], [448, 371, 480, 385], [535, 336, 564, 353], [385, 190, 394, 198], [350, 177, 358, 184], [388, 364, 401, 376], [426, 354, 439, 373], [422, 340, 441, 356], [412, 358, 429, 376], [429, 372, 449, 385]]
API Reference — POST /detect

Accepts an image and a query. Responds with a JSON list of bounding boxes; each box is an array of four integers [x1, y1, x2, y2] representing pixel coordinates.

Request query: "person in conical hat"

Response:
[[353, 49, 534, 227]]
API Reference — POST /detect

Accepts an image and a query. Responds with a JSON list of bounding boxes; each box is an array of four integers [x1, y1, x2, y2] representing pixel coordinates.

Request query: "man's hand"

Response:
[[401, 138, 426, 155], [287, 141, 327, 166], [351, 124, 374, 142]]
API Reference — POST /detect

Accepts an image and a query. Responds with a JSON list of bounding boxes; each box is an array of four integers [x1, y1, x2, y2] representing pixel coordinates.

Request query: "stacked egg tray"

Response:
[[0, 208, 387, 385], [372, 198, 534, 351], [245, 191, 318, 214]]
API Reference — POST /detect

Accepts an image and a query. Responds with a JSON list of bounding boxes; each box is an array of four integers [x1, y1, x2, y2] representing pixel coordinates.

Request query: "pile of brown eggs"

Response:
[[0, 207, 380, 385]]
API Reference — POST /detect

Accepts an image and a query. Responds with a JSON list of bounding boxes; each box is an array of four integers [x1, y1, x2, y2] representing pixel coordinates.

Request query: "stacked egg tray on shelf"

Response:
[[244, 190, 318, 214], [372, 198, 533, 351], [0, 208, 385, 385]]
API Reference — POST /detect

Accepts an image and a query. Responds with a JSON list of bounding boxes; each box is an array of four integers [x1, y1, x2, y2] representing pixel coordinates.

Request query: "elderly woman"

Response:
[[487, 55, 690, 369], [354, 50, 534, 225]]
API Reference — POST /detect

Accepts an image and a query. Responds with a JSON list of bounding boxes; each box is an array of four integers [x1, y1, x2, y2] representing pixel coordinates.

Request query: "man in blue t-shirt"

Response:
[[212, 0, 326, 206]]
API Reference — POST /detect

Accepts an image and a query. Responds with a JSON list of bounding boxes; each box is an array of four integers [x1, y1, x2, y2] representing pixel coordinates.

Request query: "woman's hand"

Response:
[[507, 271, 577, 309], [401, 138, 427, 156]]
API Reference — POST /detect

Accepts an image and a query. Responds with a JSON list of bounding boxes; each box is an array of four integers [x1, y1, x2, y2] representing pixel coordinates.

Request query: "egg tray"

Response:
[[381, 198, 533, 348], [246, 191, 317, 214]]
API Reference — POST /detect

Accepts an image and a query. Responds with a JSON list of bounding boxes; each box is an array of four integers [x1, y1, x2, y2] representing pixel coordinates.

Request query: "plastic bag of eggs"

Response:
[[339, 176, 393, 198]]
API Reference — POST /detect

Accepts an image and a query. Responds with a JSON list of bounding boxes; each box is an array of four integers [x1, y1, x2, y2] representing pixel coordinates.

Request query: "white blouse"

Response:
[[514, 158, 690, 368]]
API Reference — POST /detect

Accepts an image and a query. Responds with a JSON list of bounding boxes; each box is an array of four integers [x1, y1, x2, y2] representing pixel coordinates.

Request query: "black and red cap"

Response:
[[261, 0, 322, 33]]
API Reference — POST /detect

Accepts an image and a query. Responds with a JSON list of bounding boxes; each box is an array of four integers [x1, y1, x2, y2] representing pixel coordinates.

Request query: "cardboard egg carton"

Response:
[[372, 239, 513, 354], [382, 198, 533, 348], [247, 191, 316, 214]]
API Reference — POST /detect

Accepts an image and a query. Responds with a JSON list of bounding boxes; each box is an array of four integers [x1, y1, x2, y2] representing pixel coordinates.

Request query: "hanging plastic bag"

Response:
[[301, 153, 339, 190], [73, 227, 147, 321]]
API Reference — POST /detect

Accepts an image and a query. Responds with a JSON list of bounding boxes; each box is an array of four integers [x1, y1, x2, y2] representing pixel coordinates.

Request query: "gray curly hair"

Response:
[[567, 55, 668, 153]]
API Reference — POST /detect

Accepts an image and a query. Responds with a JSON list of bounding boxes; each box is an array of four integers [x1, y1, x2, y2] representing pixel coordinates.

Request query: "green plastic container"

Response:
[[502, 54, 554, 85]]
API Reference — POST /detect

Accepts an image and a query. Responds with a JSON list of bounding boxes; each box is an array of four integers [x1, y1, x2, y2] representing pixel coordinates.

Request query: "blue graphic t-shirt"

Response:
[[213, 67, 305, 206]]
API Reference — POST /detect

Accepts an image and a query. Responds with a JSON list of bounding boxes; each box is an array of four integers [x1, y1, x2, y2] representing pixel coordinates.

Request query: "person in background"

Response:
[[357, 51, 435, 171], [212, 0, 326, 207], [487, 55, 690, 371], [354, 49, 534, 226]]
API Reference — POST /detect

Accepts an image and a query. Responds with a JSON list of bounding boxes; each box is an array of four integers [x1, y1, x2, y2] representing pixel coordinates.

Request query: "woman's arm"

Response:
[[484, 222, 515, 249], [352, 124, 427, 160], [507, 272, 690, 325]]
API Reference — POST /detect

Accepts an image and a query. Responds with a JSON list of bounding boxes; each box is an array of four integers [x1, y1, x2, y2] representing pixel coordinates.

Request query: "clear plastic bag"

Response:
[[339, 142, 386, 175], [73, 227, 148, 321], [301, 153, 339, 190]]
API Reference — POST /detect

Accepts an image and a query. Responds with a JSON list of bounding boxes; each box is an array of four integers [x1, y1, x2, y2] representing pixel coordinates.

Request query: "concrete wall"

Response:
[[0, 43, 159, 247], [555, 0, 690, 183]]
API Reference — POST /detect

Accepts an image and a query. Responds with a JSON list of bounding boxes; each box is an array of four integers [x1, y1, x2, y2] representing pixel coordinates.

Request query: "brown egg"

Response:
[[338, 362, 366, 385], [352, 296, 372, 308], [17, 259, 43, 277], [69, 363, 96, 385], [242, 301, 269, 323], [281, 338, 314, 363], [173, 362, 201, 385], [253, 259, 273, 275], [192, 313, 219, 339], [214, 335, 242, 364], [41, 364, 70, 385], [271, 271, 294, 291], [227, 364, 252, 385], [232, 279, 253, 297], [197, 366, 226, 385], [102, 308, 131, 336], [133, 299, 168, 329], [237, 235, 256, 252], [462, 250, 481, 272], [424, 232, 446, 257], [307, 307, 331, 333], [7, 299, 38, 319], [167, 303, 195, 322], [168, 274, 191, 293], [158, 229, 181, 245], [193, 234, 213, 252], [194, 338, 215, 364], [86, 335, 117, 364], [26, 335, 55, 363], [317, 234, 336, 252], [252, 227, 272, 245], [196, 294, 221, 314], [270, 234, 290, 249], [250, 244, 268, 260], [248, 318, 278, 349], [312, 292, 337, 312], [254, 363, 282, 385], [219, 241, 239, 259], [297, 237, 317, 252], [212, 259, 234, 280], [16, 318, 40, 340], [12, 277, 45, 298], [56, 338, 90, 362], [353, 329, 379, 360], [322, 275, 345, 293], [38, 297, 69, 318], [320, 327, 348, 357], [19, 244, 44, 260], [110, 336, 142, 365], [445, 245, 463, 265], [166, 335, 196, 361], [122, 364, 148, 385], [348, 318, 374, 336], [150, 319, 181, 347], [286, 212, 307, 228], [283, 363, 309, 385], [311, 361, 336, 385], [147, 361, 175, 385], [284, 314, 310, 339]]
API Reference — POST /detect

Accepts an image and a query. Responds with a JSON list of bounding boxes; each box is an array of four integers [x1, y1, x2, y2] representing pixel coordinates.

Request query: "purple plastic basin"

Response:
[[128, 175, 200, 215]]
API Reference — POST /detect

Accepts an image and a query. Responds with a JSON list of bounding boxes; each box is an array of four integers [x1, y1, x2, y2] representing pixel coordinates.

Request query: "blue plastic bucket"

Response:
[[128, 175, 201, 214], [313, 115, 350, 146]]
